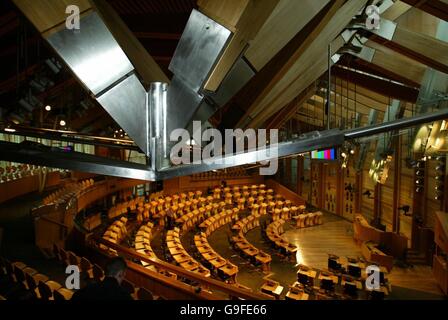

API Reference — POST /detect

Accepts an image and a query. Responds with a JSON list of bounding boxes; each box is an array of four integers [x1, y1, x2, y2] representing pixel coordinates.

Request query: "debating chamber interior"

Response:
[[1, 0, 448, 306]]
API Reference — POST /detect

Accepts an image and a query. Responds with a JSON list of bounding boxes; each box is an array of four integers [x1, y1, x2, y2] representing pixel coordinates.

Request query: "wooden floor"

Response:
[[283, 213, 445, 299]]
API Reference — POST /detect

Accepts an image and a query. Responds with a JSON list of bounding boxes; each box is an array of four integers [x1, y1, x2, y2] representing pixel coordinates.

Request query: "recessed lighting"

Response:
[[60, 120, 66, 126], [45, 105, 51, 111]]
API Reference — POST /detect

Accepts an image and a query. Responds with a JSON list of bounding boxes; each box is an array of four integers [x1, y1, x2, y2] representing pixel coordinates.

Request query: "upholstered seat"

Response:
[[54, 288, 74, 300]]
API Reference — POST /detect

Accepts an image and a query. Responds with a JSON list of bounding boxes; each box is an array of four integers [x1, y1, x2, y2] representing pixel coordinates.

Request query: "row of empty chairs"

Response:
[[165, 227, 211, 278], [0, 256, 73, 300], [264, 219, 298, 259], [191, 167, 249, 180], [108, 196, 145, 219], [101, 217, 128, 254], [0, 164, 45, 183], [231, 209, 272, 272], [135, 221, 157, 264], [42, 178, 94, 205], [195, 209, 240, 283], [293, 211, 323, 228], [52, 245, 156, 300]]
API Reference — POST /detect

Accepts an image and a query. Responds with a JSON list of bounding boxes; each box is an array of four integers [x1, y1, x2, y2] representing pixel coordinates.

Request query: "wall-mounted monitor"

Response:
[[311, 148, 337, 160]]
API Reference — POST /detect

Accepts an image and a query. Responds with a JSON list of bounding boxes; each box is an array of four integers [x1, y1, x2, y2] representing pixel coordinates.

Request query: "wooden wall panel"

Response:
[[0, 172, 60, 204]]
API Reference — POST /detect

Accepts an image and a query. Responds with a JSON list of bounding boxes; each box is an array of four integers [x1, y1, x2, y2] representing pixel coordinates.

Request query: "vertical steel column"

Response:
[[149, 82, 169, 171]]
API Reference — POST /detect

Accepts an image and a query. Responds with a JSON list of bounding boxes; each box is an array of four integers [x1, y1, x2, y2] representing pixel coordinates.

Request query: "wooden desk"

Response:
[[255, 254, 272, 273], [197, 245, 212, 254], [203, 252, 218, 261], [232, 235, 245, 243], [219, 263, 238, 283], [232, 221, 244, 230], [236, 241, 251, 251], [173, 253, 191, 264], [180, 260, 199, 272], [210, 258, 227, 269], [243, 247, 259, 257], [194, 267, 211, 278], [297, 269, 317, 285], [285, 289, 309, 300], [166, 241, 177, 249], [260, 282, 283, 299], [341, 279, 363, 290], [169, 247, 184, 256]]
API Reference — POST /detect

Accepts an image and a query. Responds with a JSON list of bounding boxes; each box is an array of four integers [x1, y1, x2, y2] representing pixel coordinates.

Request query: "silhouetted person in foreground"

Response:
[[71, 257, 133, 300]]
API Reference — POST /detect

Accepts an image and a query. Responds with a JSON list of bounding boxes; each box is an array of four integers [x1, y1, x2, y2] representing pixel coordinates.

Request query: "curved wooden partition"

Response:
[[265, 179, 306, 206], [353, 214, 408, 259], [90, 237, 272, 300], [0, 171, 60, 204], [33, 177, 146, 251]]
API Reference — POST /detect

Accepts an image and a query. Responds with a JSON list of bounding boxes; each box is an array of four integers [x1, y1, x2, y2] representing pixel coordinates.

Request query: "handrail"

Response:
[[92, 236, 271, 300]]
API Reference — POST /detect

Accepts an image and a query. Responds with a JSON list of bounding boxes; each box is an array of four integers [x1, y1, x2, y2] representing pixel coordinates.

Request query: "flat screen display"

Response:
[[311, 148, 336, 160]]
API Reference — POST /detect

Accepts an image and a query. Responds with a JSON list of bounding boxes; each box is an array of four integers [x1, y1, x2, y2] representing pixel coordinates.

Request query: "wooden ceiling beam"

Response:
[[265, 83, 316, 129], [210, 0, 334, 130], [244, 0, 368, 129], [199, 0, 280, 92], [362, 41, 427, 84], [368, 22, 448, 74], [400, 0, 448, 21], [331, 65, 419, 103]]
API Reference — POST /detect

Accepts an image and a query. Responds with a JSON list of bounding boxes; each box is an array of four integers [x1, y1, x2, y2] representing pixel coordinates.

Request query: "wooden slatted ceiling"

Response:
[[364, 41, 427, 84], [368, 18, 448, 74], [244, 0, 330, 72], [382, 0, 412, 20], [224, 3, 435, 131], [241, 0, 368, 129], [400, 0, 448, 22]]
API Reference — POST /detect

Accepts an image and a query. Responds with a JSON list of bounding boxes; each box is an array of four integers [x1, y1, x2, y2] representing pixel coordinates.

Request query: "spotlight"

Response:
[[416, 187, 423, 193], [5, 127, 16, 133], [341, 152, 347, 158], [59, 119, 66, 127], [435, 185, 444, 191], [350, 149, 355, 155], [435, 194, 443, 200], [435, 175, 443, 181], [436, 165, 445, 172], [45, 105, 51, 111], [416, 170, 424, 176]]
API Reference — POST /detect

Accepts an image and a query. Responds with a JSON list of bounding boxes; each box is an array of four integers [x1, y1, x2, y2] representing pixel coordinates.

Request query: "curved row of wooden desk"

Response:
[[195, 209, 240, 283], [231, 209, 272, 272]]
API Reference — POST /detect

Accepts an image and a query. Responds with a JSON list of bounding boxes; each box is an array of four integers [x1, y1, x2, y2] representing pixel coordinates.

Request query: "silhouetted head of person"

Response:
[[105, 257, 127, 284]]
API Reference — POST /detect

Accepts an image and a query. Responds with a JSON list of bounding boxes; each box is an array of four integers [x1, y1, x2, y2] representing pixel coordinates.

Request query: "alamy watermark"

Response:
[[65, 265, 80, 290], [170, 121, 279, 175], [65, 5, 80, 31], [365, 265, 381, 290], [365, 5, 381, 30]]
